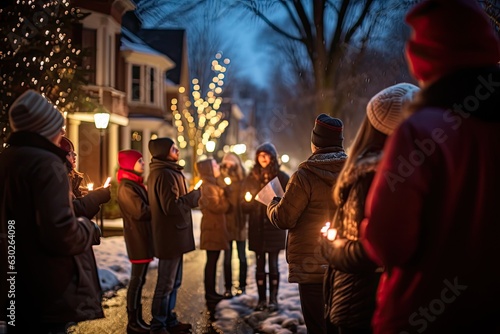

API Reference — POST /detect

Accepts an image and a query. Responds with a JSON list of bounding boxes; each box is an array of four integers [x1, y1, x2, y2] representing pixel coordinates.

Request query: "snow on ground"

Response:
[[94, 210, 307, 333]]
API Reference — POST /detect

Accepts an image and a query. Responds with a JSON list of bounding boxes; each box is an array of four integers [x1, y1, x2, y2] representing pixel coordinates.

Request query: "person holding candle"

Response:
[[147, 137, 201, 334], [361, 0, 500, 332], [59, 136, 111, 220], [242, 142, 289, 312], [267, 114, 347, 333], [116, 149, 154, 334], [0, 90, 103, 333], [196, 158, 230, 308], [321, 83, 419, 333], [219, 152, 248, 298]]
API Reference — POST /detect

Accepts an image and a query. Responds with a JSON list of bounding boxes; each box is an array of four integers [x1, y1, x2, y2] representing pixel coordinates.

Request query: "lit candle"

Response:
[[327, 228, 338, 241], [244, 191, 252, 202], [224, 177, 232, 185], [103, 176, 112, 188], [194, 179, 203, 190], [320, 222, 331, 236], [87, 183, 94, 191]]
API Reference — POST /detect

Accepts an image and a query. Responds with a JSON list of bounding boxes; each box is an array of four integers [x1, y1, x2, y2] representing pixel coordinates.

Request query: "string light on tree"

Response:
[[170, 52, 231, 175], [0, 0, 92, 150]]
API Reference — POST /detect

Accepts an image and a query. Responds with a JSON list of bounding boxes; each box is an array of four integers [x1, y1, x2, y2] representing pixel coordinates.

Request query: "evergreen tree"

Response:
[[0, 0, 92, 150]]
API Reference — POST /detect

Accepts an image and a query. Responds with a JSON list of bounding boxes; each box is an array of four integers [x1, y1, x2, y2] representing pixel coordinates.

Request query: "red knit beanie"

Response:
[[118, 149, 142, 171], [405, 0, 500, 83]]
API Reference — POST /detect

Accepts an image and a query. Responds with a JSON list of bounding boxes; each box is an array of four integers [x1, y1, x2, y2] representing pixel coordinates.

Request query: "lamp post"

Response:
[[94, 111, 110, 232]]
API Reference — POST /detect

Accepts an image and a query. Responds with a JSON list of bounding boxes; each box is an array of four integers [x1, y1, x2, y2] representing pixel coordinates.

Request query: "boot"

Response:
[[127, 307, 149, 334], [268, 273, 279, 312], [238, 261, 247, 296], [255, 272, 267, 311], [136, 304, 150, 329]]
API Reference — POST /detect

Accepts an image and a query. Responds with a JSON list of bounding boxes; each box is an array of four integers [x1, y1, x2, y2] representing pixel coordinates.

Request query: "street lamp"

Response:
[[94, 110, 110, 232]]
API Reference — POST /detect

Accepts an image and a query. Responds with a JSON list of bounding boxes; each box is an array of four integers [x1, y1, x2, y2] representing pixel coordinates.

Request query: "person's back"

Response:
[[267, 114, 346, 333], [0, 90, 103, 333], [361, 0, 500, 332]]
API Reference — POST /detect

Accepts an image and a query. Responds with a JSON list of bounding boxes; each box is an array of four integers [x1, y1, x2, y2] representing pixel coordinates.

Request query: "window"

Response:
[[132, 65, 141, 101], [149, 67, 155, 104], [82, 28, 97, 84]]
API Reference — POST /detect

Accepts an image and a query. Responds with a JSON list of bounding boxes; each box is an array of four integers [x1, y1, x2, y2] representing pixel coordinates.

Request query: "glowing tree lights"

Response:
[[171, 52, 230, 174], [0, 0, 91, 150]]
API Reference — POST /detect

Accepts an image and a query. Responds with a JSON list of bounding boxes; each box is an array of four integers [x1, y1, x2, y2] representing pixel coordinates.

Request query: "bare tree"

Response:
[[230, 0, 415, 118]]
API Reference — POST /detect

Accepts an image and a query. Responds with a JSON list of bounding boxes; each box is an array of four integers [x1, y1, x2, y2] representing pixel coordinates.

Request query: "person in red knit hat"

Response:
[[116, 149, 154, 334], [360, 0, 500, 333]]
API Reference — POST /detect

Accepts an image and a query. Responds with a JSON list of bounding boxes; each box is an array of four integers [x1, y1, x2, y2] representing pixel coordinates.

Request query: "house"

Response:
[[68, 0, 134, 185]]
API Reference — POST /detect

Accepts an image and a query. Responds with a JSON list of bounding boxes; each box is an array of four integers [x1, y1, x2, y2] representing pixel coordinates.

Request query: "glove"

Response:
[[92, 186, 111, 204], [184, 189, 201, 208], [77, 217, 101, 246]]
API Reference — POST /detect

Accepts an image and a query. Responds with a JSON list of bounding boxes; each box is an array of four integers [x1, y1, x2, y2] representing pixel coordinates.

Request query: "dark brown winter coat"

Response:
[[267, 147, 347, 284], [197, 160, 230, 251], [147, 158, 200, 259], [0, 132, 103, 329], [220, 156, 246, 242]]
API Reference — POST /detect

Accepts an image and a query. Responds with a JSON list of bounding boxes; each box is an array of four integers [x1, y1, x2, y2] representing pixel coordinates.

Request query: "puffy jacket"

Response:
[[0, 132, 103, 330], [323, 151, 381, 328], [267, 147, 347, 284], [147, 158, 200, 259]]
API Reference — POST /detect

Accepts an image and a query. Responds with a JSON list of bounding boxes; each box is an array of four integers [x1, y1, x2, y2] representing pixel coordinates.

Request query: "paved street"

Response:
[[71, 249, 226, 334]]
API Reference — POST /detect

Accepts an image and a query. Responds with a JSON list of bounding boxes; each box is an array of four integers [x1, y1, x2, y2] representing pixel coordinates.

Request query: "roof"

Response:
[[121, 11, 185, 85], [136, 29, 185, 85]]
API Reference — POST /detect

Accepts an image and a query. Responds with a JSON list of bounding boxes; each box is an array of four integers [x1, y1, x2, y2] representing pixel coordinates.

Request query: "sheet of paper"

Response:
[[255, 176, 284, 206]]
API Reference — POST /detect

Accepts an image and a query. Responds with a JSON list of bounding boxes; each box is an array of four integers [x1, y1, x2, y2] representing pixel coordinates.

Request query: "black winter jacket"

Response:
[[322, 151, 382, 328], [268, 147, 347, 284], [147, 158, 200, 259], [0, 132, 103, 329], [242, 170, 289, 253], [117, 178, 153, 262]]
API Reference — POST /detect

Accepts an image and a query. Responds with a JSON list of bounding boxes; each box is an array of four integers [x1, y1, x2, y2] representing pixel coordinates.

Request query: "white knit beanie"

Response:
[[366, 83, 420, 135], [8, 90, 65, 140]]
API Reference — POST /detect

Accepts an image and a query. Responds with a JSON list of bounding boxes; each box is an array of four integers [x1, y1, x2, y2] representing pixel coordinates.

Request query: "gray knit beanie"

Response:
[[366, 83, 420, 135], [9, 90, 65, 140]]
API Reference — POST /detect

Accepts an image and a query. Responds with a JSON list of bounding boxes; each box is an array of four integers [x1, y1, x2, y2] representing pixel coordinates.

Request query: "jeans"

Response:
[[150, 256, 183, 331]]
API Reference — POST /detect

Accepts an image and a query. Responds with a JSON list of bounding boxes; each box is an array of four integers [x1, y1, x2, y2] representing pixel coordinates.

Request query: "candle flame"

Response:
[[327, 228, 338, 241], [224, 177, 232, 185], [244, 191, 252, 202]]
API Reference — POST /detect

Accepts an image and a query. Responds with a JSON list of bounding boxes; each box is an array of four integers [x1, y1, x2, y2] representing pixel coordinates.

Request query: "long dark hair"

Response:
[[333, 116, 387, 204]]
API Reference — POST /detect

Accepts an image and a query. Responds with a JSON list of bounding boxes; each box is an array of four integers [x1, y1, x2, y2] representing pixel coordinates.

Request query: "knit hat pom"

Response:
[[366, 83, 420, 135], [311, 114, 344, 148], [405, 0, 500, 82], [118, 149, 143, 171], [9, 90, 65, 140]]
